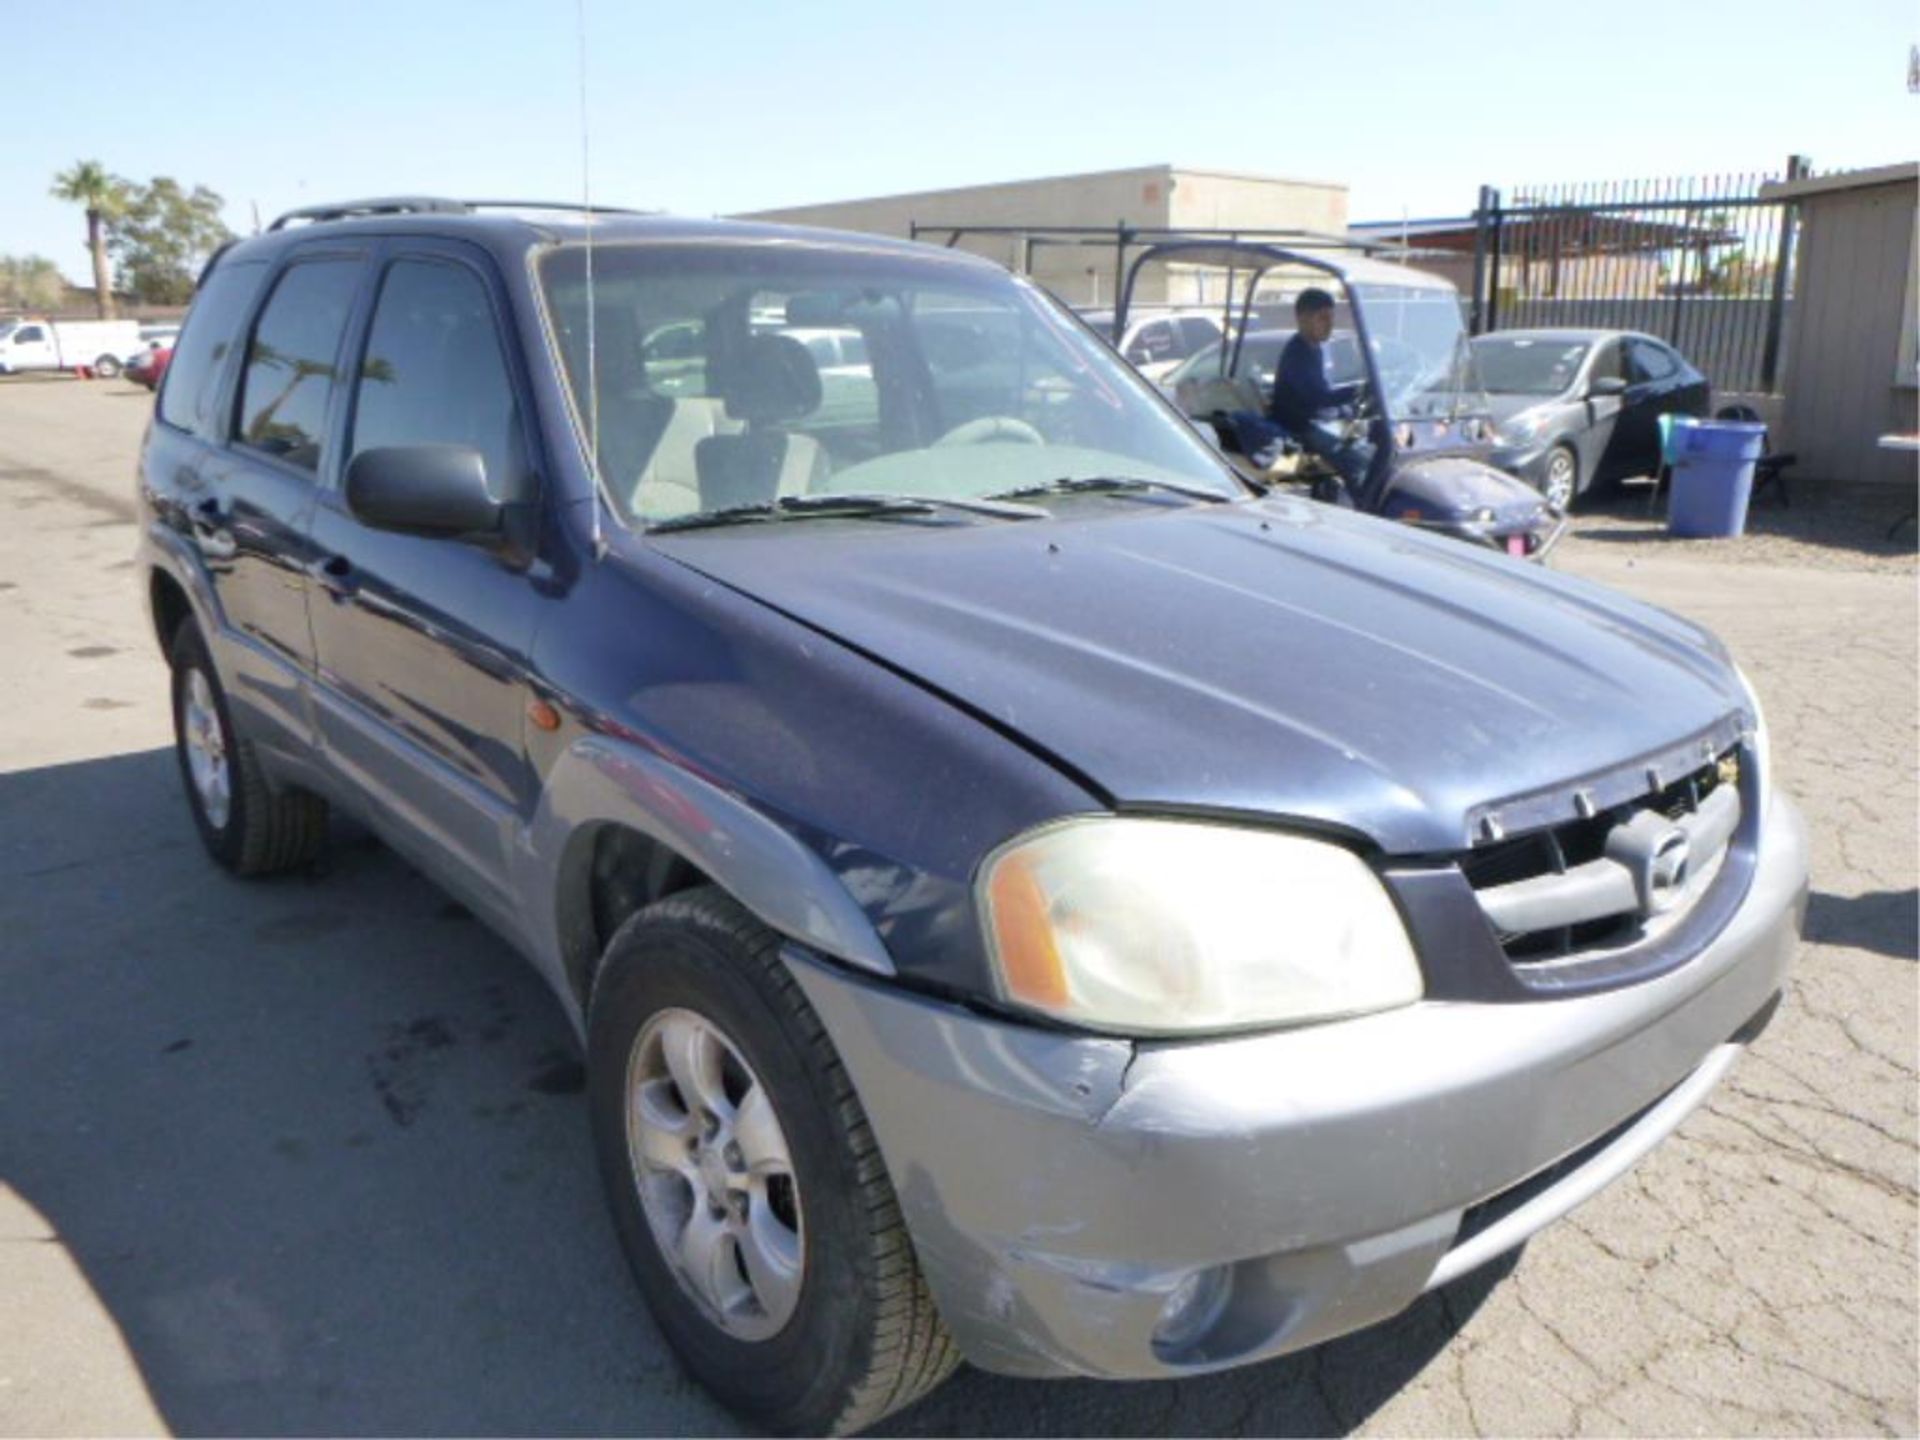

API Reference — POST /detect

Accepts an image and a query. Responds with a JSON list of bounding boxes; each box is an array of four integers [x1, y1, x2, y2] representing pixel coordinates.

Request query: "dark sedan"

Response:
[[1475, 330, 1709, 508]]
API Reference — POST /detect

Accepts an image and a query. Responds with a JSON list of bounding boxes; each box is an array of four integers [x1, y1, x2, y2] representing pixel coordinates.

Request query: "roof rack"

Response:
[[461, 198, 654, 218], [268, 197, 471, 230], [268, 196, 651, 231]]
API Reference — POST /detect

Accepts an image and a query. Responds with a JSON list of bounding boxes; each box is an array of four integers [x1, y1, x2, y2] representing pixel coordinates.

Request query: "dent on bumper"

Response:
[[788, 796, 1808, 1381]]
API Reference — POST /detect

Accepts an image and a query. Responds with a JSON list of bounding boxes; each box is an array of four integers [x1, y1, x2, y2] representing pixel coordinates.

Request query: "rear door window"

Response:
[[158, 260, 268, 438], [1628, 339, 1679, 382], [234, 258, 364, 473]]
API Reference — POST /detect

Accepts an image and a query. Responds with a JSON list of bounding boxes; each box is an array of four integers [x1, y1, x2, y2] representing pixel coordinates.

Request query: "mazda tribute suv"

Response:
[[138, 197, 1808, 1435]]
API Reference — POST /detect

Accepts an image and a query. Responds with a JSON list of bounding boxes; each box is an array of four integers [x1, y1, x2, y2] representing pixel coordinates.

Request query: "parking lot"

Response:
[[0, 375, 1913, 1436]]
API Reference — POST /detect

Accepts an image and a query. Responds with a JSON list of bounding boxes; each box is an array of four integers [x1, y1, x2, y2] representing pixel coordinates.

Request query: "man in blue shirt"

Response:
[[1230, 288, 1372, 497]]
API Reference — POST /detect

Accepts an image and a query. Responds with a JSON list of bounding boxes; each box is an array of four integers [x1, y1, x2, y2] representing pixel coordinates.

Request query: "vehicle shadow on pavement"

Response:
[[1804, 888, 1919, 961], [2, 745, 1516, 1438], [0, 746, 740, 1436]]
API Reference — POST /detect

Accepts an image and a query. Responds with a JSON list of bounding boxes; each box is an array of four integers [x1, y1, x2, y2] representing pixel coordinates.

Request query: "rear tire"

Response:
[[169, 620, 327, 875], [588, 887, 959, 1435], [92, 353, 123, 380]]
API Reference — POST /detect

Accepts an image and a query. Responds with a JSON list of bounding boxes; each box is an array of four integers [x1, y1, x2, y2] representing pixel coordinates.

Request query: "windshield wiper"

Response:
[[647, 491, 1049, 534], [985, 474, 1234, 504]]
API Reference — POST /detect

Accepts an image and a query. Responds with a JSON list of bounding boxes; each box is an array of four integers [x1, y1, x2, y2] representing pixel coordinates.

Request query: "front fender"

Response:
[[514, 734, 896, 1038]]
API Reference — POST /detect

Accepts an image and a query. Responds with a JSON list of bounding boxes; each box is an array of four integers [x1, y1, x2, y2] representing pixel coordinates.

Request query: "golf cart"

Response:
[[1119, 240, 1567, 560]]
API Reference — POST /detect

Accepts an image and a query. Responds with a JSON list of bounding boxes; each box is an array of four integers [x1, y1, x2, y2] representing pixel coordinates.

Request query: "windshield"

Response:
[[1470, 336, 1591, 396], [1348, 281, 1489, 421], [1168, 330, 1364, 391], [539, 245, 1237, 526]]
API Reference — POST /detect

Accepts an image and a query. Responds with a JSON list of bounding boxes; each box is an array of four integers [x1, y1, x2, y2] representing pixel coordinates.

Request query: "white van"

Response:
[[0, 318, 143, 377]]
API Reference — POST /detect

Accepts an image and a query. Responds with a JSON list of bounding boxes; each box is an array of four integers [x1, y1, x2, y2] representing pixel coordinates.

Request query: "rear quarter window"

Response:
[[158, 260, 269, 439], [1629, 340, 1680, 382]]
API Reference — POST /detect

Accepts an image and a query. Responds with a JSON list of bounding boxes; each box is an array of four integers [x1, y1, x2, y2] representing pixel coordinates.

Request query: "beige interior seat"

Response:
[[693, 334, 832, 512], [630, 398, 744, 519]]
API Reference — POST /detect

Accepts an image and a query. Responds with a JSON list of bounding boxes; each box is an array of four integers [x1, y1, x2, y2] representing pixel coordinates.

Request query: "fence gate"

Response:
[[1469, 157, 1810, 393]]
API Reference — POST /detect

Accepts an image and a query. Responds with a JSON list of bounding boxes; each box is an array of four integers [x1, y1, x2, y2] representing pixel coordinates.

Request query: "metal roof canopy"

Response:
[[1112, 238, 1459, 348], [907, 221, 1416, 254], [1110, 237, 1455, 375], [905, 223, 1453, 344], [908, 222, 1446, 313]]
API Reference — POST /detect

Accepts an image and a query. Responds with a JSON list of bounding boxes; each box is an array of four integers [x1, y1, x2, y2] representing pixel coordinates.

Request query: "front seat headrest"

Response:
[[711, 333, 822, 426]]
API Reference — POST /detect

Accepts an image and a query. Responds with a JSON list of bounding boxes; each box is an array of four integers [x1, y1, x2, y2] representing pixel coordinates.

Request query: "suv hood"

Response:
[[652, 498, 1743, 854]]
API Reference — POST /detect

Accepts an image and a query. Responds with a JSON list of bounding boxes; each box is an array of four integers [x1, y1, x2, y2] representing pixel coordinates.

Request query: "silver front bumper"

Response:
[[788, 795, 1808, 1380]]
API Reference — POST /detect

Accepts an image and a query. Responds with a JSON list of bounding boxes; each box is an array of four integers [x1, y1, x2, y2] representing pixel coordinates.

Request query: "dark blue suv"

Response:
[[139, 199, 1806, 1434]]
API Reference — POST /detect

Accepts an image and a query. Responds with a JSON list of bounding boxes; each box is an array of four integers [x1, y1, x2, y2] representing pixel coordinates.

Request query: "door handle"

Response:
[[189, 496, 236, 559], [311, 554, 358, 601]]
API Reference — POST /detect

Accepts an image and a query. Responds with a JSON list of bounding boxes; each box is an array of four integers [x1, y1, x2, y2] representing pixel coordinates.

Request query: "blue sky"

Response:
[[8, 0, 1915, 283]]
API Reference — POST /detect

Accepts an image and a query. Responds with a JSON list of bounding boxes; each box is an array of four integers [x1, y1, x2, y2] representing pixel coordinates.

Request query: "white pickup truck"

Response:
[[0, 318, 143, 377]]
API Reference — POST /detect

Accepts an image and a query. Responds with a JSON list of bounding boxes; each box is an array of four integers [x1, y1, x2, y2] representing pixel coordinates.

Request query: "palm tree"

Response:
[[49, 161, 126, 318]]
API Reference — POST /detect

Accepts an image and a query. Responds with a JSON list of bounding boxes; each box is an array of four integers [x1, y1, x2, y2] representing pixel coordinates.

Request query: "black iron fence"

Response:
[[1469, 159, 1810, 393]]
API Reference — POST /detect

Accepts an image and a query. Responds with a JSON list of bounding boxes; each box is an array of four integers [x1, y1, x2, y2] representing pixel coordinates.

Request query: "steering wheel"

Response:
[[934, 415, 1046, 447]]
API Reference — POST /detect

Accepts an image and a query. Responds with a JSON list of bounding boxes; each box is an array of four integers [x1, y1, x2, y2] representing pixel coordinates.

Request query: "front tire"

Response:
[[169, 620, 327, 874], [588, 888, 959, 1435], [1541, 443, 1578, 510]]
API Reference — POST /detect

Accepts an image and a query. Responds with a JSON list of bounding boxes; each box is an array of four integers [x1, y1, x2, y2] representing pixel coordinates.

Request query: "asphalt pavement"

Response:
[[1, 377, 1913, 1436]]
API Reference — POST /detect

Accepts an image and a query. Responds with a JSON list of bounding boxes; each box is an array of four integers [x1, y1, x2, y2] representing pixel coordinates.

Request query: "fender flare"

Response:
[[143, 521, 227, 647], [515, 733, 896, 1030]]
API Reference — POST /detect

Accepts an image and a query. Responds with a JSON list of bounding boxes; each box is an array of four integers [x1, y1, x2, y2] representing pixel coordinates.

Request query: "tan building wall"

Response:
[[1770, 165, 1919, 485], [1166, 169, 1346, 236], [740, 165, 1348, 309]]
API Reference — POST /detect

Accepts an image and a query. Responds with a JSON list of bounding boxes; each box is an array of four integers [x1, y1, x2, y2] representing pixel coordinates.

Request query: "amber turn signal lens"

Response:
[[983, 851, 1070, 1009]]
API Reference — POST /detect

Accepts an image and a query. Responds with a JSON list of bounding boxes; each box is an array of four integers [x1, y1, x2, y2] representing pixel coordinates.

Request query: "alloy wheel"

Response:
[[1545, 448, 1576, 510], [625, 1007, 805, 1341], [181, 667, 232, 830]]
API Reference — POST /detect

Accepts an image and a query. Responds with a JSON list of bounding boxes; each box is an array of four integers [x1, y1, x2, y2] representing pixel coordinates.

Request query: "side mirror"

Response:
[[345, 445, 502, 540], [1588, 375, 1628, 398]]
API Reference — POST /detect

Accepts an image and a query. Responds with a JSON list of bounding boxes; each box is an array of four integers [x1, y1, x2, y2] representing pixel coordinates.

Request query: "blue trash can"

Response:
[[1666, 417, 1767, 538]]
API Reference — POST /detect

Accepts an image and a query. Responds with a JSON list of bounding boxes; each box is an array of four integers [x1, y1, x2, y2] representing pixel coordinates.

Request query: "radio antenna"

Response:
[[577, 0, 605, 558]]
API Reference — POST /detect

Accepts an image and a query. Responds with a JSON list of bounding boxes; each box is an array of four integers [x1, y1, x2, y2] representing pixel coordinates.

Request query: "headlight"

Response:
[[978, 817, 1423, 1035], [1735, 664, 1771, 811], [1497, 411, 1549, 446]]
